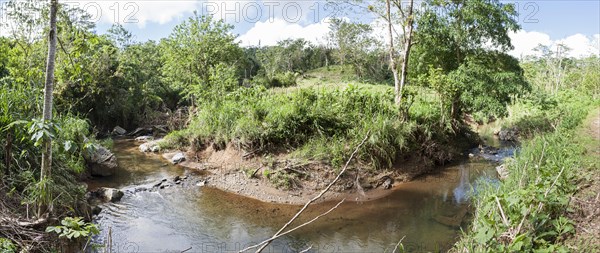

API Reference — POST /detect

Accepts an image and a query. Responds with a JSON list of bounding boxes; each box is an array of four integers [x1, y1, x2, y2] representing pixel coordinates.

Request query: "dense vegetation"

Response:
[[454, 52, 599, 251], [0, 0, 597, 251]]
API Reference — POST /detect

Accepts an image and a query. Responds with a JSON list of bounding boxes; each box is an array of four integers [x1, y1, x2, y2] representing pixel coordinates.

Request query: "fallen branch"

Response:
[[239, 132, 370, 253]]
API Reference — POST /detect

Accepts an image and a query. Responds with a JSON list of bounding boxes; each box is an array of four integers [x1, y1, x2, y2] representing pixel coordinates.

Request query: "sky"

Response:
[[0, 0, 599, 58]]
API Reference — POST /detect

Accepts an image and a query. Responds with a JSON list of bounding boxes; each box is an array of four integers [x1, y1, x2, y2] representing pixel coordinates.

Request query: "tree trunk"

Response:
[[386, 0, 400, 105], [398, 0, 414, 105], [39, 0, 58, 216]]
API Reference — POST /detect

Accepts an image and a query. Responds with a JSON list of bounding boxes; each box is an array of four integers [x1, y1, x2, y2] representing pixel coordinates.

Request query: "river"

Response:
[[90, 139, 504, 252]]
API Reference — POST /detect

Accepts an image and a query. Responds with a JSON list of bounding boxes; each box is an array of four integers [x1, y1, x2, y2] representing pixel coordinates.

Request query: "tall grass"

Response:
[[1, 79, 91, 217], [161, 84, 461, 169], [454, 88, 599, 252]]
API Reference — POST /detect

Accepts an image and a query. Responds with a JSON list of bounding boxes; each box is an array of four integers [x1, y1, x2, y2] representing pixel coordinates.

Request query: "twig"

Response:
[[250, 167, 262, 178], [240, 132, 370, 253], [392, 235, 406, 253], [240, 199, 345, 253], [181, 247, 193, 252], [495, 196, 509, 227], [536, 166, 566, 213]]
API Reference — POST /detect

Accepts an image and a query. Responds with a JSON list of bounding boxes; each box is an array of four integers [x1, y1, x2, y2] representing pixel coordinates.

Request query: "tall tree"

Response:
[[396, 0, 414, 105], [413, 0, 526, 122], [162, 13, 243, 105], [40, 0, 58, 214], [385, 0, 400, 105], [342, 0, 415, 104], [327, 18, 384, 80]]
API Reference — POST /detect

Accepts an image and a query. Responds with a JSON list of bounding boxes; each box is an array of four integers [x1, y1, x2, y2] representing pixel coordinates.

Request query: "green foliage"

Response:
[[503, 57, 599, 136], [0, 238, 16, 253], [454, 57, 599, 251], [45, 217, 100, 240], [273, 71, 298, 87], [0, 80, 91, 217], [254, 39, 330, 79], [162, 12, 243, 104], [327, 18, 389, 82], [412, 0, 525, 122], [163, 83, 461, 169], [455, 130, 586, 252]]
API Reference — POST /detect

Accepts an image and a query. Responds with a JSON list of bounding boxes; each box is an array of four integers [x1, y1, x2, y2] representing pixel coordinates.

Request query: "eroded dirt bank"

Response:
[[149, 139, 497, 205]]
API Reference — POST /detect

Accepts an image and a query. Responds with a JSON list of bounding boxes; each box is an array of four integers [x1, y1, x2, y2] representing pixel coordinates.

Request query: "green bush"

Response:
[[0, 238, 16, 253], [1, 82, 92, 218]]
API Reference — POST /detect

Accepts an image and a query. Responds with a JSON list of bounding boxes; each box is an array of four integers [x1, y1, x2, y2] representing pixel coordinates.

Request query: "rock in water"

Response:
[[171, 152, 186, 164], [88, 187, 124, 203], [139, 140, 161, 153], [85, 144, 117, 177], [382, 177, 393, 189], [112, 126, 127, 135], [129, 127, 153, 137], [496, 164, 509, 180], [135, 135, 154, 142]]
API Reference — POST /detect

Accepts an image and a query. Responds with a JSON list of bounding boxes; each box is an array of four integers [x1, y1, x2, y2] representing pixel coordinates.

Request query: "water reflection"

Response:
[[92, 140, 499, 252]]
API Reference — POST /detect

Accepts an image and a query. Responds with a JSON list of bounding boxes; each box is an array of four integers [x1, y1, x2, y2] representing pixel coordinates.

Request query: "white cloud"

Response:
[[64, 1, 199, 28], [66, 0, 321, 28], [509, 30, 600, 59], [508, 30, 553, 58], [237, 17, 330, 47], [556, 33, 599, 58]]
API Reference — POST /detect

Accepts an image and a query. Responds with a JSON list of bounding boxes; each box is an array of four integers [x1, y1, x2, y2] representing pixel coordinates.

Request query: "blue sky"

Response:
[[1, 0, 599, 57]]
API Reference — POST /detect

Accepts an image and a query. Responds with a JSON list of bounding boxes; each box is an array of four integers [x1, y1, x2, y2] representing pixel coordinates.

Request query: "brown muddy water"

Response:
[[91, 140, 502, 252]]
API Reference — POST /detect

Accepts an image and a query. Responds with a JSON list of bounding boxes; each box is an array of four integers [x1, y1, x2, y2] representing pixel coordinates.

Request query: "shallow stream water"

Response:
[[91, 140, 505, 252]]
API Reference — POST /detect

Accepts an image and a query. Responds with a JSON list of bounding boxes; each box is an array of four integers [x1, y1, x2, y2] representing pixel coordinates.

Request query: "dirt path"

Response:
[[566, 107, 600, 251]]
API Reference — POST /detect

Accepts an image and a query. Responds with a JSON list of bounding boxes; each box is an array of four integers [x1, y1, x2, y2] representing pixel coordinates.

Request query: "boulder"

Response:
[[382, 177, 394, 189], [374, 175, 394, 190], [139, 140, 161, 153], [85, 144, 117, 177], [196, 180, 207, 187], [496, 164, 509, 180], [112, 126, 127, 135], [129, 127, 153, 137], [171, 152, 186, 164]]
